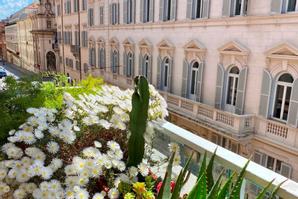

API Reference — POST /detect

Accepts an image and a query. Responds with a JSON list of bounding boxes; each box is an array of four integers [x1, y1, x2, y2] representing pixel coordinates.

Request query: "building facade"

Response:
[[5, 23, 20, 66], [0, 22, 7, 61], [55, 0, 298, 195]]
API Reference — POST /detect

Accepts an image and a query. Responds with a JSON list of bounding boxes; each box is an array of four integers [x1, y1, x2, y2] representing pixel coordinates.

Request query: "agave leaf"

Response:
[[255, 179, 274, 199], [269, 180, 287, 199], [186, 169, 207, 199], [171, 152, 194, 199], [157, 152, 176, 199], [198, 152, 207, 180], [206, 148, 217, 192], [217, 172, 236, 199], [228, 160, 250, 199], [207, 170, 224, 199]]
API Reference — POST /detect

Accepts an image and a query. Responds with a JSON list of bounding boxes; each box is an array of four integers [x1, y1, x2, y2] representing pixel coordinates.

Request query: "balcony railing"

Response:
[[153, 121, 298, 199]]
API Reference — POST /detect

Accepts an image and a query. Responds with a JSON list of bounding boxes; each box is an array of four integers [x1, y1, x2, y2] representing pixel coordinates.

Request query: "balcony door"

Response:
[[225, 66, 240, 113], [161, 57, 170, 91], [188, 61, 200, 101], [273, 73, 293, 122]]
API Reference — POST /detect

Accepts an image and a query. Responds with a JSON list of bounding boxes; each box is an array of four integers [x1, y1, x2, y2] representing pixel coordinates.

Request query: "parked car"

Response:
[[0, 67, 7, 78]]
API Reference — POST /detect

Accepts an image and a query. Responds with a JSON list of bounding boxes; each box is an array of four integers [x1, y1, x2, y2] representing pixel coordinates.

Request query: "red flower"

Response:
[[156, 181, 176, 193]]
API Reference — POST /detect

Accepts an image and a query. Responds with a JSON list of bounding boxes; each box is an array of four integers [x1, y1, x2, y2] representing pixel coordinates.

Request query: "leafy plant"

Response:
[[127, 76, 150, 167], [158, 150, 284, 199]]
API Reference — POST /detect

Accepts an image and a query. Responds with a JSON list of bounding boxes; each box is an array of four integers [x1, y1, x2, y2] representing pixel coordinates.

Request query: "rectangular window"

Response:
[[73, 0, 78, 12], [81, 31, 88, 47], [67, 0, 71, 14], [57, 4, 61, 16], [99, 6, 104, 25], [82, 0, 87, 11], [192, 0, 203, 19], [287, 0, 297, 12], [74, 31, 79, 45], [223, 0, 248, 17], [88, 8, 94, 26], [111, 3, 119, 25]]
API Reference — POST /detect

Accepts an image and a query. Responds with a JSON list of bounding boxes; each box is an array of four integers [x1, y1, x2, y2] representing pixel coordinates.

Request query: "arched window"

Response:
[[273, 73, 294, 121], [143, 55, 149, 78], [188, 61, 200, 100], [226, 66, 240, 106], [89, 47, 96, 67], [112, 50, 118, 73], [126, 52, 133, 77]]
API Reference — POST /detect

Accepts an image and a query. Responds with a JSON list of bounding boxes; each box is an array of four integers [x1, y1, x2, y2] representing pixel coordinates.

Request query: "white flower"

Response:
[[107, 141, 120, 151], [34, 129, 44, 139], [13, 188, 27, 199], [98, 119, 112, 129], [0, 182, 10, 195], [75, 187, 89, 199], [94, 141, 102, 148], [138, 162, 149, 177], [108, 188, 119, 199], [46, 141, 59, 154], [129, 166, 138, 177], [92, 192, 106, 199]]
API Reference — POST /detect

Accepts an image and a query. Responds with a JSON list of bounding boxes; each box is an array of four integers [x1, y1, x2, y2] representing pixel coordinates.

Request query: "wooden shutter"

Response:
[[109, 4, 112, 24], [140, 0, 144, 22], [116, 4, 120, 24], [93, 48, 96, 67], [132, 53, 135, 77], [253, 152, 262, 164], [202, 0, 210, 18], [159, 0, 164, 21], [241, 0, 248, 15], [222, 0, 231, 17], [235, 67, 248, 115], [98, 48, 100, 68], [103, 49, 106, 70], [149, 0, 154, 22], [123, 53, 127, 76], [215, 64, 225, 109], [156, 56, 162, 89], [116, 51, 119, 74], [181, 59, 189, 98], [271, 0, 283, 14], [280, 163, 292, 178], [132, 0, 136, 23], [139, 54, 143, 75], [186, 0, 192, 19], [196, 62, 204, 102], [170, 0, 177, 20], [124, 0, 128, 24], [287, 79, 298, 127], [110, 50, 114, 73], [259, 69, 272, 118], [148, 55, 152, 83], [167, 58, 173, 93]]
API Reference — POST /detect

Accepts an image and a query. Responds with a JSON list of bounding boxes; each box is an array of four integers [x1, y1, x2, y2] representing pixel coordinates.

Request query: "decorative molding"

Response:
[[157, 39, 175, 58], [139, 38, 152, 56], [123, 38, 135, 52], [184, 39, 207, 63]]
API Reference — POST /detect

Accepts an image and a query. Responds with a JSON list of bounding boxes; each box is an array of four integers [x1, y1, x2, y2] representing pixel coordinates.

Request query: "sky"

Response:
[[0, 0, 34, 20]]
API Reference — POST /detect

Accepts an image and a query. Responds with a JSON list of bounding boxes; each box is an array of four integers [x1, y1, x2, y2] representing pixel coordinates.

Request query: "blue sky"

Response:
[[0, 0, 34, 20]]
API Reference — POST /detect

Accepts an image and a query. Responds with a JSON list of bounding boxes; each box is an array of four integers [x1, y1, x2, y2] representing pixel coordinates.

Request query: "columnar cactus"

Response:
[[127, 76, 150, 167]]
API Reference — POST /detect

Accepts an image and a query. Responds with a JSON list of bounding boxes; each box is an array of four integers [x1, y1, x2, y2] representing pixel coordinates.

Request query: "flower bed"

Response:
[[0, 80, 169, 199]]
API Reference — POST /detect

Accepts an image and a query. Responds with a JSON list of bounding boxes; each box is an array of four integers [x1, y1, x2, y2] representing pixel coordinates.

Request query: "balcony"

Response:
[[153, 121, 298, 199]]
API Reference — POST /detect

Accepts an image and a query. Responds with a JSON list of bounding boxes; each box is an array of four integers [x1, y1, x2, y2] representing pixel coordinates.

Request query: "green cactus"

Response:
[[127, 76, 150, 167]]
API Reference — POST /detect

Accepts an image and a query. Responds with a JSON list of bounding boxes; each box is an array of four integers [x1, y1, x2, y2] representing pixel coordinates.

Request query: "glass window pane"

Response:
[[266, 156, 275, 170], [233, 77, 238, 106], [274, 85, 284, 119], [287, 0, 297, 12], [191, 70, 196, 94], [278, 73, 294, 83], [235, 0, 242, 15], [283, 87, 292, 121], [227, 77, 234, 104], [230, 66, 240, 74], [196, 0, 202, 18], [275, 160, 282, 173], [164, 65, 168, 87]]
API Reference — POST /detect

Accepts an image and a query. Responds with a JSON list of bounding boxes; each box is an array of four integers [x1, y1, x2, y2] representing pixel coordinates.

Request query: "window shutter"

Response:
[[253, 152, 262, 164], [149, 0, 154, 22], [186, 0, 192, 19], [124, 0, 128, 24], [222, 0, 231, 17], [140, 0, 144, 22], [132, 53, 135, 77], [98, 48, 100, 68], [91, 9, 94, 26], [89, 48, 92, 66], [156, 56, 162, 89], [139, 54, 143, 75], [167, 58, 173, 93], [196, 62, 204, 102], [123, 53, 127, 76], [116, 4, 120, 24], [202, 0, 210, 18], [215, 64, 225, 109], [241, 0, 248, 15], [159, 0, 164, 21], [148, 55, 152, 83], [109, 5, 112, 24], [181, 59, 189, 98], [235, 67, 248, 115], [110, 50, 113, 73], [271, 0, 283, 14], [280, 163, 292, 178], [170, 0, 177, 20], [93, 48, 96, 67], [259, 69, 272, 118], [287, 79, 298, 127], [132, 0, 136, 23]]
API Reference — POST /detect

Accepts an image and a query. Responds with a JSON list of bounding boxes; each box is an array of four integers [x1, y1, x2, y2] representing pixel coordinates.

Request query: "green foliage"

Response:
[[157, 150, 282, 199], [127, 76, 150, 167], [0, 74, 103, 144]]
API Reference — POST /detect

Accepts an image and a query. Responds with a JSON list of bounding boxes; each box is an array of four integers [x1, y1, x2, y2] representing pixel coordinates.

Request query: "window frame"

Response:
[[226, 66, 240, 106], [192, 0, 203, 19], [272, 73, 294, 122]]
